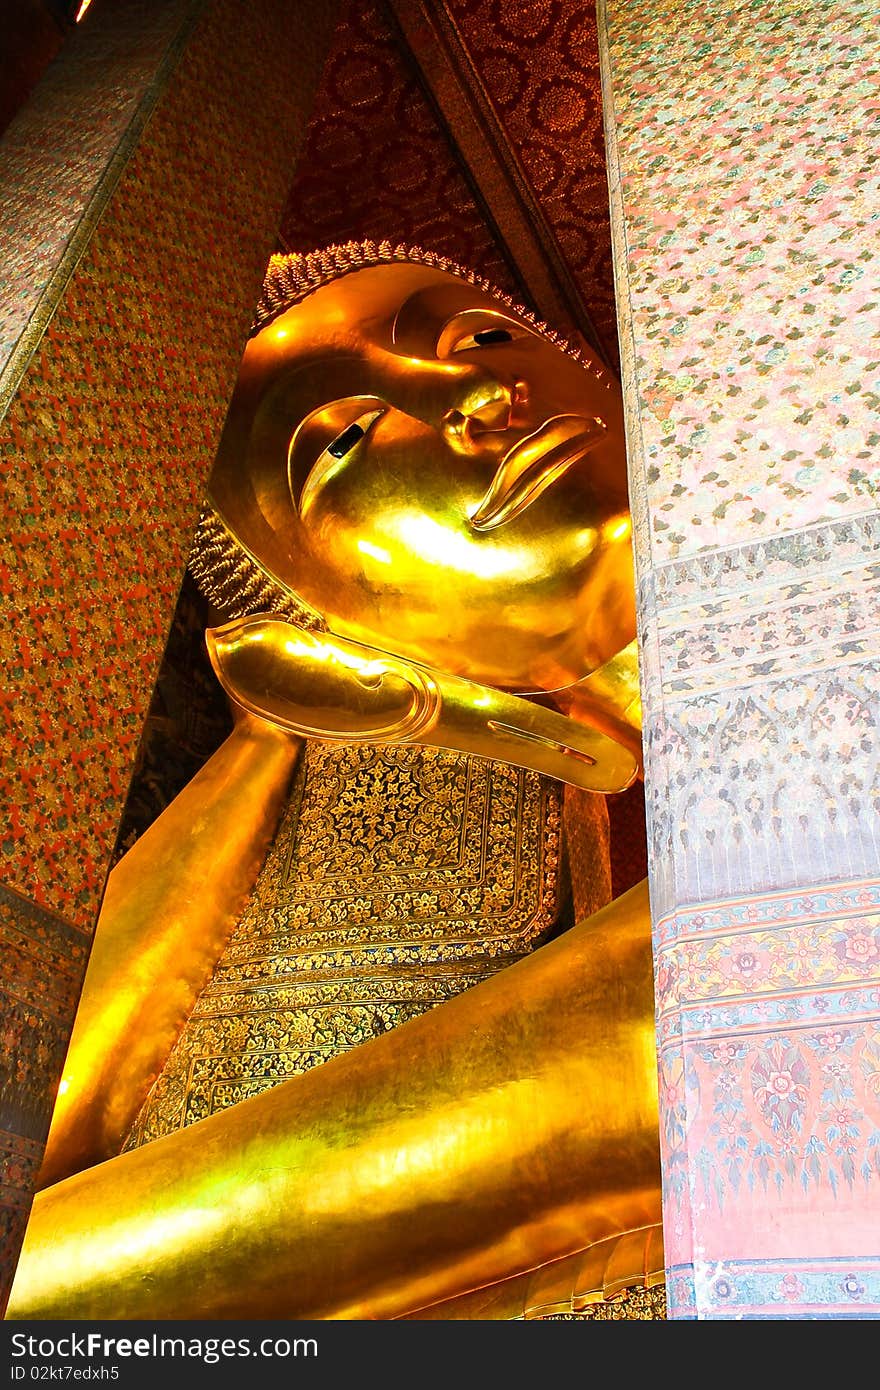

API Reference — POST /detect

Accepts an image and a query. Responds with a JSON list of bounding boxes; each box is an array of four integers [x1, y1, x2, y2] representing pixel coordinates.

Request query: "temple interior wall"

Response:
[[0, 0, 341, 1302], [600, 0, 879, 1318]]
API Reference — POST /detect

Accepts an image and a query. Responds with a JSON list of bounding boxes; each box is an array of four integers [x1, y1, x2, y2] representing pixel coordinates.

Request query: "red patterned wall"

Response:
[[444, 0, 620, 366], [0, 0, 335, 927], [278, 0, 517, 290], [0, 0, 338, 1302]]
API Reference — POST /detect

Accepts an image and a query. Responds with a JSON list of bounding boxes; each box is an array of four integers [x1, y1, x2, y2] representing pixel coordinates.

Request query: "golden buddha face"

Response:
[[208, 260, 635, 693]]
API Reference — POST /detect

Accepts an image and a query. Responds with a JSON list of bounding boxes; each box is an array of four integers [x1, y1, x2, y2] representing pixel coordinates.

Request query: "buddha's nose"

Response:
[[371, 348, 516, 451], [440, 377, 518, 451]]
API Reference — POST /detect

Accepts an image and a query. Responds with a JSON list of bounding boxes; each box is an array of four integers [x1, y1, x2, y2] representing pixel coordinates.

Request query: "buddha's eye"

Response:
[[437, 310, 531, 359], [457, 327, 514, 350], [289, 400, 385, 517], [327, 420, 369, 459]]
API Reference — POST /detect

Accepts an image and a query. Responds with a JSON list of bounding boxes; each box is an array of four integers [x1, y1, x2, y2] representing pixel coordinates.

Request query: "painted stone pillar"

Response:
[[0, 0, 338, 1306], [598, 0, 879, 1318]]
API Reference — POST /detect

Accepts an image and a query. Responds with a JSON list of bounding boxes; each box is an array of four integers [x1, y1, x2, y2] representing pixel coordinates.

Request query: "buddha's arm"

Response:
[[38, 712, 302, 1190], [205, 616, 641, 793], [8, 880, 660, 1321]]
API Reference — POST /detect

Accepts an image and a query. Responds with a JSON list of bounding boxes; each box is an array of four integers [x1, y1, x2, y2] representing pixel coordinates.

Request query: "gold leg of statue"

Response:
[[8, 877, 659, 1321]]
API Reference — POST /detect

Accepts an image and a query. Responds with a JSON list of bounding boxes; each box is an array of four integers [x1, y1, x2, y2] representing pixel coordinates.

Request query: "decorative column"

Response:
[[0, 0, 338, 1307], [599, 0, 880, 1318]]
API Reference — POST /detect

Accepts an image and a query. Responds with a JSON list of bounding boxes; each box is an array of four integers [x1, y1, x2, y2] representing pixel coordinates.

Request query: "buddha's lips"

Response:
[[469, 414, 607, 532]]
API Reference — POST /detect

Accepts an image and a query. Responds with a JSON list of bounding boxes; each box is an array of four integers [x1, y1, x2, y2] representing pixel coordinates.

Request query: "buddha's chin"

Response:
[[364, 626, 613, 699]]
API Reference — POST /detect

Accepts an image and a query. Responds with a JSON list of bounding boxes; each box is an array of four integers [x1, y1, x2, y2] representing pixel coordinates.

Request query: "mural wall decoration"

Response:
[[599, 0, 880, 1318], [0, 0, 340, 1302]]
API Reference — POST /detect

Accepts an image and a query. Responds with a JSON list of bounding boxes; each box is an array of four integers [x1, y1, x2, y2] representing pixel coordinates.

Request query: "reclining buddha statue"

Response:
[[7, 242, 664, 1321]]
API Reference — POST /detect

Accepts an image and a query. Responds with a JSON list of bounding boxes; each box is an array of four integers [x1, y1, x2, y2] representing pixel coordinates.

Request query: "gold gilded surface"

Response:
[[125, 740, 565, 1147], [37, 714, 301, 1191], [206, 614, 639, 793], [8, 883, 660, 1320], [403, 1224, 665, 1319], [565, 638, 643, 765], [9, 247, 662, 1321]]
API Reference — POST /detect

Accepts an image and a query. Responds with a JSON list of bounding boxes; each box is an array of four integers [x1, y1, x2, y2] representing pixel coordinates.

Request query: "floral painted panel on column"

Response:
[[599, 0, 880, 1318]]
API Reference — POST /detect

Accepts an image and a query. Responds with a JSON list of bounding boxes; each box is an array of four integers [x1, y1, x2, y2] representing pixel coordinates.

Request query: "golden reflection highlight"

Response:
[[8, 247, 662, 1321]]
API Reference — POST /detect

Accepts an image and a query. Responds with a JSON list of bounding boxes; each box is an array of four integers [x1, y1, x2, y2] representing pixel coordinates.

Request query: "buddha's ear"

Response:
[[206, 615, 639, 796]]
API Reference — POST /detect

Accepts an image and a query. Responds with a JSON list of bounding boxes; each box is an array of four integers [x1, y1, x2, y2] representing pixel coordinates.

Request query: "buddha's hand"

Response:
[[206, 615, 440, 742], [206, 614, 638, 794]]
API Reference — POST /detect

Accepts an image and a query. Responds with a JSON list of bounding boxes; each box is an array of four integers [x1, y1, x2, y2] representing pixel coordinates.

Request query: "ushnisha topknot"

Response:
[[189, 239, 608, 623], [251, 240, 608, 381]]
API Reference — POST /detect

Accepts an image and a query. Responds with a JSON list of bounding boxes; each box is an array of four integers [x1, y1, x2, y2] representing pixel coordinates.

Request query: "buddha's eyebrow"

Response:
[[391, 292, 436, 350], [390, 287, 473, 352]]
